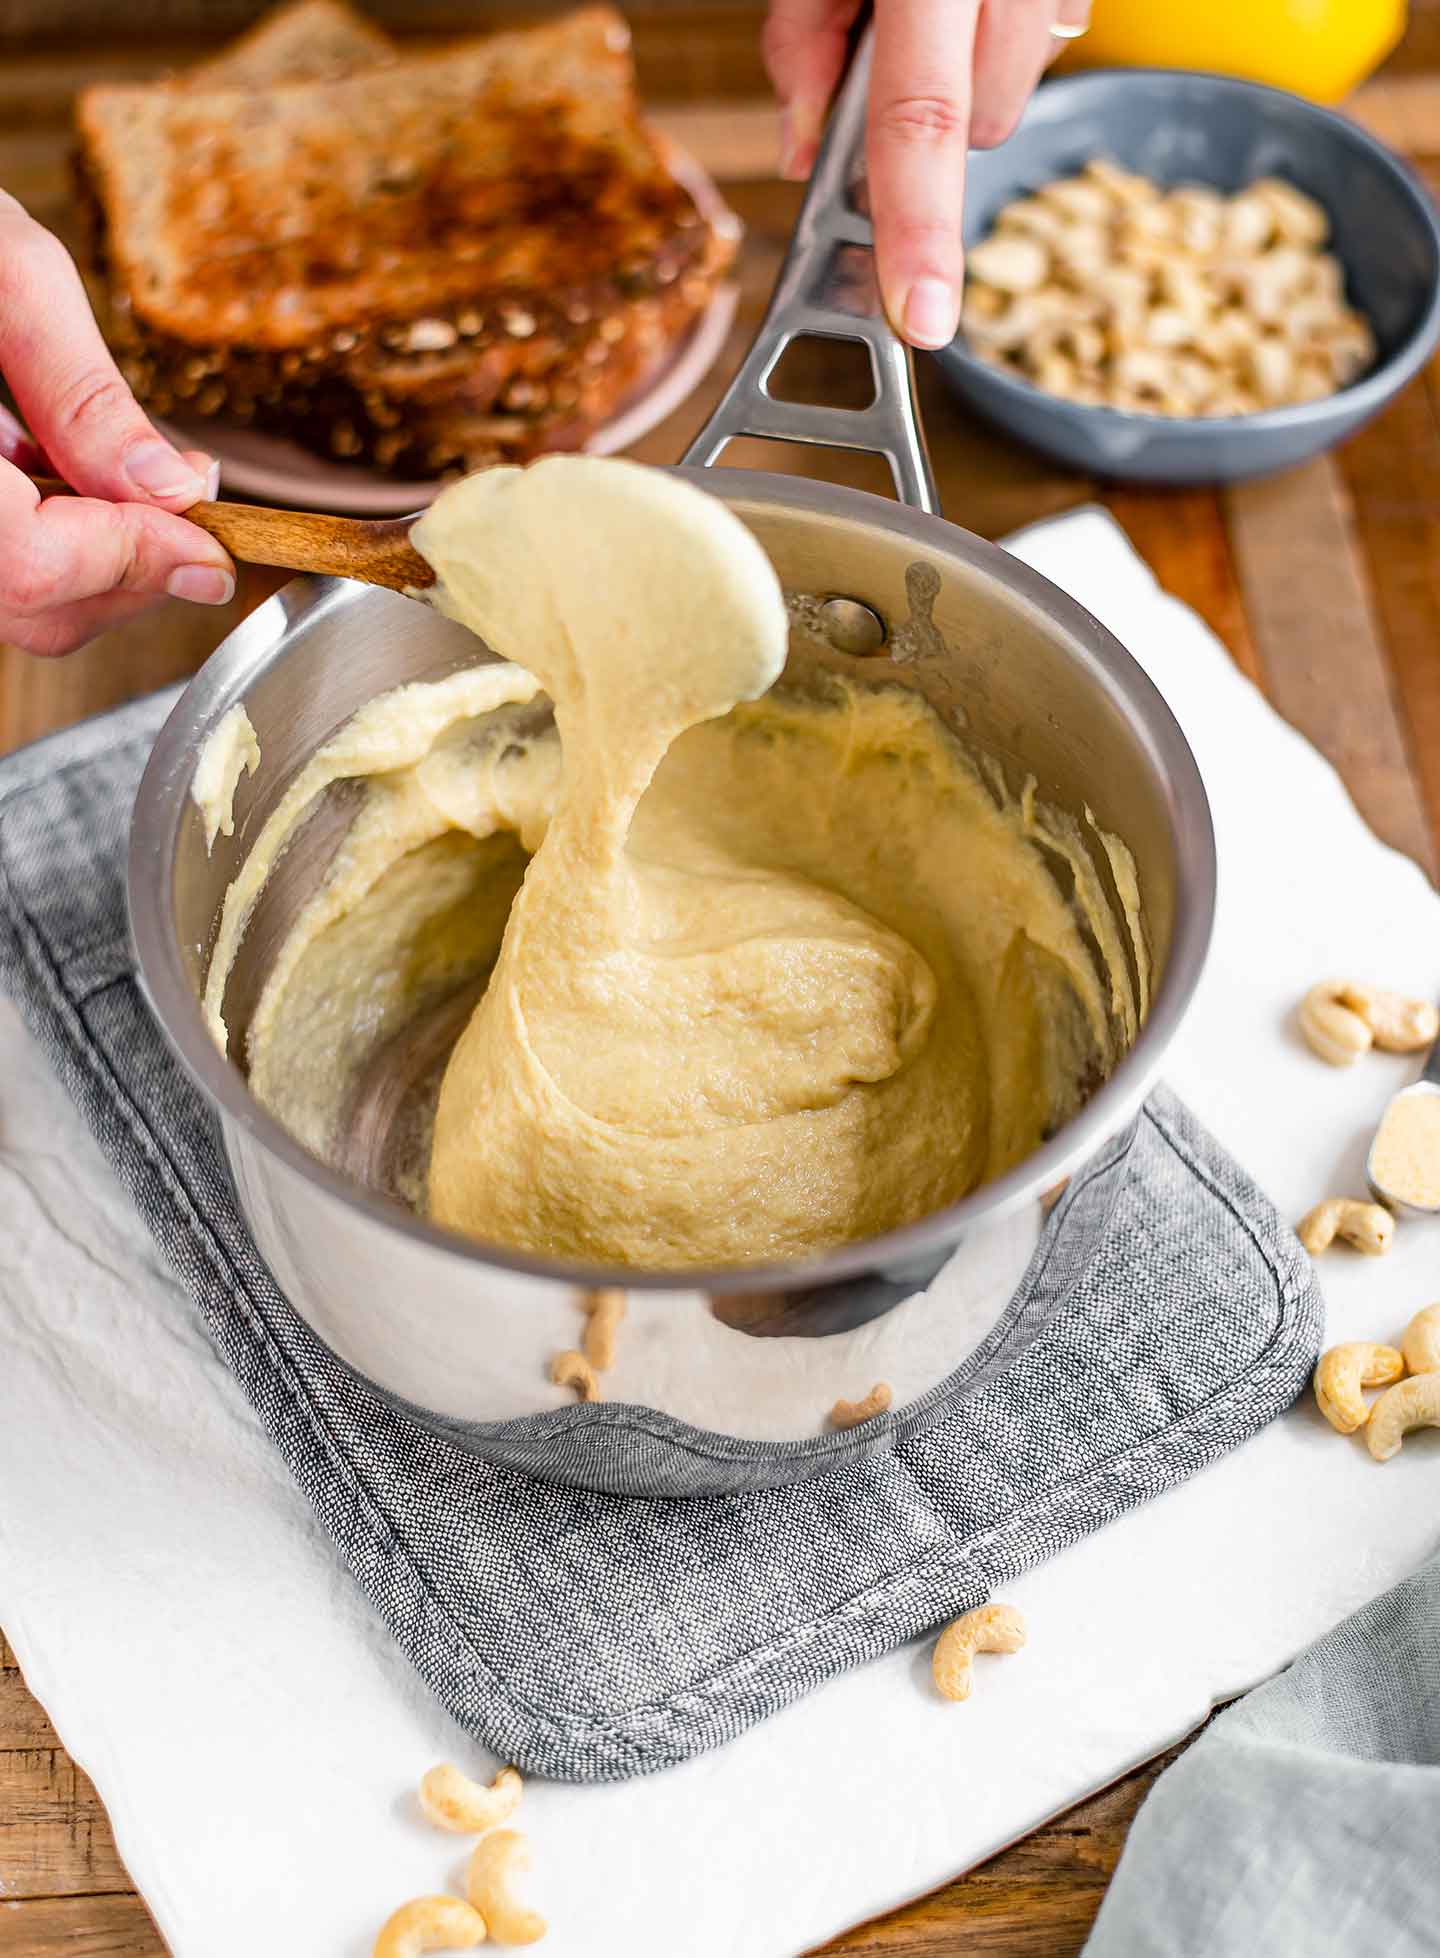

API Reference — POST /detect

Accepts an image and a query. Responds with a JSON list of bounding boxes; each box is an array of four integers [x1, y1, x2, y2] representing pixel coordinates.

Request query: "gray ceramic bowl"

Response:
[[934, 67, 1440, 483]]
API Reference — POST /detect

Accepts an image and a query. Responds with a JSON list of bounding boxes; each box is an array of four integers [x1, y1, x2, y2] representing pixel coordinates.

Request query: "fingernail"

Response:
[[167, 564, 236, 606], [202, 458, 221, 502], [901, 277, 960, 350], [124, 439, 208, 502]]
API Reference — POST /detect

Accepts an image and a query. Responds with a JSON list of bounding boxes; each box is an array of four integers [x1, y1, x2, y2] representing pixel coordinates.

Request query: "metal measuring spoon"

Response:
[[1367, 1010, 1440, 1218]]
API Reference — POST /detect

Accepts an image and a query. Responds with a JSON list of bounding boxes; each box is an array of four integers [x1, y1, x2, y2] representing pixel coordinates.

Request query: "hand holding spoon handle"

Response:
[[27, 475, 435, 593]]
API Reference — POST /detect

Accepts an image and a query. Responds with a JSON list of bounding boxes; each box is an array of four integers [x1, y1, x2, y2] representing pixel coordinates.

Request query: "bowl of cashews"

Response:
[[936, 67, 1440, 483]]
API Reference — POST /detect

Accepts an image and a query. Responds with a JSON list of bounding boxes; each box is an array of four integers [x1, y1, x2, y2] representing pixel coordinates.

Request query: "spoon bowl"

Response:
[[1368, 1077, 1440, 1219]]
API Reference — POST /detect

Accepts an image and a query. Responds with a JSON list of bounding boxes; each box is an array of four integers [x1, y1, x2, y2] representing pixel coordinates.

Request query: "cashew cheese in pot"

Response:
[[200, 456, 1147, 1269]]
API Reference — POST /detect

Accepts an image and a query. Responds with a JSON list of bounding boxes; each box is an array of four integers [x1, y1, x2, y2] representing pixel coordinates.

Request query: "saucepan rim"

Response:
[[127, 467, 1217, 1296]]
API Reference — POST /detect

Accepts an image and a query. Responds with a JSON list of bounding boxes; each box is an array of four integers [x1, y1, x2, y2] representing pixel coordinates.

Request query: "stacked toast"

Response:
[[75, 0, 738, 478]]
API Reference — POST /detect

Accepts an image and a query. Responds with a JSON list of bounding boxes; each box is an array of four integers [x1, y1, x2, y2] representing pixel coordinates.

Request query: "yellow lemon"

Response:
[[1055, 0, 1406, 104]]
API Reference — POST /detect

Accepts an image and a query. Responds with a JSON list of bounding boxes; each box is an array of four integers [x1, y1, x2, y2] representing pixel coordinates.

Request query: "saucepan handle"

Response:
[[681, 22, 940, 515]]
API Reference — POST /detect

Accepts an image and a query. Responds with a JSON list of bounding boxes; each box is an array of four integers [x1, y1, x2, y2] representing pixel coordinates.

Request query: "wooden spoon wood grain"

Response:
[[29, 476, 435, 593]]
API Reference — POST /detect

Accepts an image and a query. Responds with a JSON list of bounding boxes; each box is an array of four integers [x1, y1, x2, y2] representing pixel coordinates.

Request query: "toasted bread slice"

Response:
[[77, 8, 698, 351], [76, 3, 737, 476], [183, 0, 393, 89]]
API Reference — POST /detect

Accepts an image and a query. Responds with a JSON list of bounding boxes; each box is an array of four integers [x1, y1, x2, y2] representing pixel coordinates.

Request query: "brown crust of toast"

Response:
[[105, 230, 734, 474]]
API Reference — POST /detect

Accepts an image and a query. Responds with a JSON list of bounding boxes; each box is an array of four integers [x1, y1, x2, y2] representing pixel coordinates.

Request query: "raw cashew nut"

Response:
[[1245, 336, 1297, 407], [830, 1382, 893, 1429], [581, 1287, 626, 1371], [931, 1603, 1027, 1703], [418, 1762, 523, 1835], [1297, 1199, 1395, 1257], [373, 1896, 486, 1957], [1343, 984, 1439, 1054], [1299, 980, 1438, 1063], [549, 1350, 599, 1402], [467, 1828, 546, 1945], [1401, 1303, 1440, 1375], [964, 162, 1368, 420], [967, 232, 1050, 294], [1365, 1374, 1440, 1462], [1082, 157, 1158, 209], [1321, 319, 1377, 386], [1312, 1342, 1405, 1434], [1036, 177, 1112, 224], [1221, 190, 1274, 253], [1298, 982, 1374, 1065], [995, 195, 1067, 244], [1253, 175, 1329, 247]]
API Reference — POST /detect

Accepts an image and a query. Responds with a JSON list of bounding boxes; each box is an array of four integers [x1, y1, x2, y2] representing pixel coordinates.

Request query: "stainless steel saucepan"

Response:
[[128, 32, 1216, 1497]]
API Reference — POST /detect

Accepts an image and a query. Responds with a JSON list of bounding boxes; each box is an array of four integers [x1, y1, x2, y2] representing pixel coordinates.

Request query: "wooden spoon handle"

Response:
[[183, 499, 435, 592], [26, 475, 435, 593]]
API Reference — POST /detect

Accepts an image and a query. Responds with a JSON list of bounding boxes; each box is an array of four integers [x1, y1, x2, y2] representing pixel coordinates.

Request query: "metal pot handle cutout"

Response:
[[682, 24, 940, 515]]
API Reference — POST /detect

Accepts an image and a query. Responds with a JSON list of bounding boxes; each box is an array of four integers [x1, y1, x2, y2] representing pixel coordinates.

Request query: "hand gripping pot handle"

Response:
[[681, 21, 940, 514]]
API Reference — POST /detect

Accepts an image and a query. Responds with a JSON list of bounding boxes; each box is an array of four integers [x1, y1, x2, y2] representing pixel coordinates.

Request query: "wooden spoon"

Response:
[[29, 475, 435, 593]]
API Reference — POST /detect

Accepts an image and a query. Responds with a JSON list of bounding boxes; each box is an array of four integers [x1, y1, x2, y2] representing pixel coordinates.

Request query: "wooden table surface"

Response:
[[4, 14, 1440, 1955]]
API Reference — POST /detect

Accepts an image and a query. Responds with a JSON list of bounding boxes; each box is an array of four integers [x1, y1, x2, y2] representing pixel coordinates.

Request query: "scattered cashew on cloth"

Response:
[[1311, 1305, 1440, 1454], [377, 1763, 544, 1952]]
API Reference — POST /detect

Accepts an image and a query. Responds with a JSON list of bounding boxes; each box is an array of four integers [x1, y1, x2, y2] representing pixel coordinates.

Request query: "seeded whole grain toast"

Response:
[[75, 1, 737, 477]]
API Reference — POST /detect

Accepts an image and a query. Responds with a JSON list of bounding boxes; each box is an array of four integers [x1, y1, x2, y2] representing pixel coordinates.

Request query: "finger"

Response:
[[0, 589, 163, 660], [0, 192, 216, 509], [0, 401, 51, 474], [0, 462, 235, 618], [762, 0, 862, 177], [971, 0, 1058, 148], [868, 0, 980, 349], [1049, 0, 1093, 49], [179, 447, 222, 495]]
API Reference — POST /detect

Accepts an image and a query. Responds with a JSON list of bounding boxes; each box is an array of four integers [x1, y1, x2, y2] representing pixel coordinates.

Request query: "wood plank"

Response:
[[812, 1742, 1186, 1955], [0, 1667, 57, 1750], [0, 0, 768, 40], [1223, 452, 1438, 880], [0, 1748, 135, 1898], [921, 364, 1094, 539], [1103, 489, 1265, 686], [1379, 0, 1440, 81], [0, 566, 284, 757], [0, 1659, 160, 1951], [0, 1898, 165, 1958], [1348, 73, 1440, 150], [0, 10, 771, 115], [653, 100, 778, 180], [1330, 361, 1440, 869]]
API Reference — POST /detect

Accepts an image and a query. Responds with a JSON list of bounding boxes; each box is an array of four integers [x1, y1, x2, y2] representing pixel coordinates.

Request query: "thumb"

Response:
[[8, 481, 235, 615]]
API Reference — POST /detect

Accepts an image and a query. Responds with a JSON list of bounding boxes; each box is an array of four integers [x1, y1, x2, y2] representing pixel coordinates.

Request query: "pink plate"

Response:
[[154, 144, 740, 517]]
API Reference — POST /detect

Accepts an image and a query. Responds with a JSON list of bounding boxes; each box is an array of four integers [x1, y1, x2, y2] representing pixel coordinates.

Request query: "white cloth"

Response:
[[2, 509, 1437, 1957]]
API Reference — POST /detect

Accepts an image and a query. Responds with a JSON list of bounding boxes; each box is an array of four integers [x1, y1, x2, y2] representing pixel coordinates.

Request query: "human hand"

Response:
[[0, 192, 235, 657], [763, 0, 1090, 348]]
